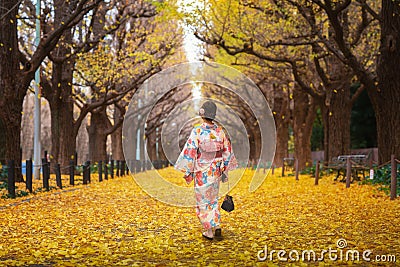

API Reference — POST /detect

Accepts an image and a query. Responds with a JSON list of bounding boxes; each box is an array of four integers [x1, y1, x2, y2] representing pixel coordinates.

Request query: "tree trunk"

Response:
[[140, 123, 146, 161], [248, 131, 256, 164], [271, 87, 289, 167], [252, 125, 262, 164], [0, 0, 24, 181], [21, 94, 34, 161], [46, 2, 76, 169], [322, 48, 353, 162], [245, 123, 262, 163], [146, 129, 157, 162], [88, 108, 110, 163], [293, 87, 316, 169], [274, 117, 289, 168], [123, 122, 137, 163], [49, 98, 76, 168], [0, 101, 24, 182], [320, 84, 352, 162], [375, 0, 400, 163], [158, 140, 167, 161], [0, 119, 5, 164], [47, 59, 75, 169], [0, 0, 100, 179], [75, 115, 89, 165], [112, 108, 124, 160]]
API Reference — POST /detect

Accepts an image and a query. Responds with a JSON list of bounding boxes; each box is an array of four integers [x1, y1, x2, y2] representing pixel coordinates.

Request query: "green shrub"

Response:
[[0, 165, 8, 181], [0, 165, 8, 190], [363, 164, 400, 196]]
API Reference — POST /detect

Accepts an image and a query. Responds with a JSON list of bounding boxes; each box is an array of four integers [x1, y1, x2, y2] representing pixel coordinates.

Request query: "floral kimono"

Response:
[[175, 122, 238, 230]]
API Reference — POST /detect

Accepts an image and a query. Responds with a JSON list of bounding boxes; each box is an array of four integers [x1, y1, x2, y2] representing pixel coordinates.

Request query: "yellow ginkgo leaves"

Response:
[[0, 167, 399, 266]]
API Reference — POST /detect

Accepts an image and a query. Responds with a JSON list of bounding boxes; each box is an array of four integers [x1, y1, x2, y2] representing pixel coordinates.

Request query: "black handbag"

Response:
[[221, 173, 234, 212], [221, 194, 234, 212]]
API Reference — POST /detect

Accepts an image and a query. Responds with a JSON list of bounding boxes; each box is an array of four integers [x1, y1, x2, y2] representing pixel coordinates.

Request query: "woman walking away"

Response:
[[175, 101, 238, 240]]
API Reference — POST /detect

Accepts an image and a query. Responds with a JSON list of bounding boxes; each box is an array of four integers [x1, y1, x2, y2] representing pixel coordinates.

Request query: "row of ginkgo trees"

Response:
[[189, 0, 399, 168], [0, 0, 182, 180]]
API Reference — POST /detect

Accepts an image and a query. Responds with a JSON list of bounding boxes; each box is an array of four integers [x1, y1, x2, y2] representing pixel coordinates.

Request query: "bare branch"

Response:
[[351, 5, 374, 46], [350, 83, 365, 105], [27, 0, 103, 85], [356, 0, 381, 21], [334, 0, 351, 15], [290, 60, 323, 99]]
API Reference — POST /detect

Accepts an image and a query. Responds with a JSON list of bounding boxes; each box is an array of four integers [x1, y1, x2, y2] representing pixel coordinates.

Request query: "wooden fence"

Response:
[[2, 155, 398, 200], [2, 158, 171, 199], [278, 155, 399, 200]]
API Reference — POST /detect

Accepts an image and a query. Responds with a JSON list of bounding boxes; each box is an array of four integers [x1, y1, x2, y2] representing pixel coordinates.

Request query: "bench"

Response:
[[328, 154, 370, 182]]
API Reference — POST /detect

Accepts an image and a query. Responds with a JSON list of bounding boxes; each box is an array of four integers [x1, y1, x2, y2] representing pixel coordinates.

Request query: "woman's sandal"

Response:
[[215, 228, 221, 236], [202, 232, 213, 240], [214, 228, 222, 240]]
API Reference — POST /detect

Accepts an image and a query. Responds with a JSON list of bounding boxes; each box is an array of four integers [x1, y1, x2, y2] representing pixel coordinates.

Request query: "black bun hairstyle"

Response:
[[199, 100, 217, 121]]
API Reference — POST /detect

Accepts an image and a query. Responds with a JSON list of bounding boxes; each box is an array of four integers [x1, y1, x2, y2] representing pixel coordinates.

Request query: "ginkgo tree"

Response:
[[187, 0, 322, 167], [36, 0, 182, 167], [204, 41, 317, 168], [75, 7, 182, 162], [187, 0, 385, 163], [0, 0, 105, 181], [188, 0, 328, 166]]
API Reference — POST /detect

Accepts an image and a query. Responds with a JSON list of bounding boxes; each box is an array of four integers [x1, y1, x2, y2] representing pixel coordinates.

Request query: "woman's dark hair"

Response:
[[200, 100, 217, 121]]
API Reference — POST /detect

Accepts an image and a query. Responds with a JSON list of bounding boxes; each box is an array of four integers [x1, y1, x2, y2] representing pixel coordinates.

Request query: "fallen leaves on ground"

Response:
[[0, 168, 399, 266]]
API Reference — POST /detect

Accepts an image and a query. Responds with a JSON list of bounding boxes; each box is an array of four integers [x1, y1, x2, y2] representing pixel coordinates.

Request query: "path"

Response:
[[0, 168, 399, 266]]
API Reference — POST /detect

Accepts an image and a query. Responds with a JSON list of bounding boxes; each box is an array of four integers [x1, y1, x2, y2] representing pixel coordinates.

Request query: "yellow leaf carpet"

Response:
[[0, 168, 399, 266]]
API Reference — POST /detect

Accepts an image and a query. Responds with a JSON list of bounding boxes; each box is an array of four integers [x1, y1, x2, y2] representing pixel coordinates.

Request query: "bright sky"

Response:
[[178, 0, 203, 62], [178, 0, 203, 100]]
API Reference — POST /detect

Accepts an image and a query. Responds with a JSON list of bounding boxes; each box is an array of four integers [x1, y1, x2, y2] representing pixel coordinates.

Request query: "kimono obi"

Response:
[[198, 140, 224, 160]]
